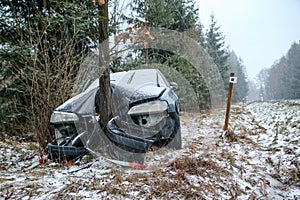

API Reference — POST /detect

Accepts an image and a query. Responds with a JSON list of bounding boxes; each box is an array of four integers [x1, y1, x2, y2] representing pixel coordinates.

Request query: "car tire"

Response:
[[107, 143, 145, 164], [167, 128, 182, 150], [166, 112, 182, 150]]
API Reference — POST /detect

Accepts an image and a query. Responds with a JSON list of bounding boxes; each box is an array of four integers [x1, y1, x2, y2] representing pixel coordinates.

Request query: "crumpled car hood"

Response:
[[111, 84, 165, 116], [55, 87, 98, 114], [126, 85, 165, 105], [54, 69, 168, 115]]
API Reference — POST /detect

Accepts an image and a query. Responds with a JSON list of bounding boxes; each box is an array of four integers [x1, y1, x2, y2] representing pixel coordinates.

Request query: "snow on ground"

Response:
[[0, 101, 299, 199]]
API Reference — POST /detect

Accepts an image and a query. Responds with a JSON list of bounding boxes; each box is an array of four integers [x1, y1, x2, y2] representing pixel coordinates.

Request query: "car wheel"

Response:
[[107, 143, 146, 164], [166, 128, 182, 150], [166, 112, 182, 150]]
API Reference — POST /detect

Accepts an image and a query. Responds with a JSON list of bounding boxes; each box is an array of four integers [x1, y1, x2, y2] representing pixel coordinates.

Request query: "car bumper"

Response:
[[47, 143, 89, 161], [105, 113, 179, 153], [105, 118, 154, 153]]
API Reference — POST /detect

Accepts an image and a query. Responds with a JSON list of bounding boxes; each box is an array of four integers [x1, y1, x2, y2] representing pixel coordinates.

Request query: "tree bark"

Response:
[[98, 1, 112, 127]]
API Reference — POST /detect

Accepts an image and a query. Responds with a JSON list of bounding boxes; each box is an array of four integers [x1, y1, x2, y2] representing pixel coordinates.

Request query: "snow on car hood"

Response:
[[54, 69, 169, 115], [128, 85, 165, 103], [55, 87, 98, 114]]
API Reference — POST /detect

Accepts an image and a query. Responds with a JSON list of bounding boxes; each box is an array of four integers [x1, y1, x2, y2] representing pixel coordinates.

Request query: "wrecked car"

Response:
[[48, 69, 181, 163]]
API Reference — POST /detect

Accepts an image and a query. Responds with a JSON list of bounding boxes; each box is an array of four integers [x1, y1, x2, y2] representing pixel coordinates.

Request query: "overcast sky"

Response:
[[196, 0, 300, 81]]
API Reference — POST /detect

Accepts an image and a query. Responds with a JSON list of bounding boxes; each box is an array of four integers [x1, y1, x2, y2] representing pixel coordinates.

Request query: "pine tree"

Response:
[[205, 14, 229, 87], [286, 41, 300, 99], [121, 0, 201, 63], [0, 0, 99, 146], [227, 50, 249, 102], [123, 0, 198, 31], [120, 0, 212, 109], [261, 41, 300, 100]]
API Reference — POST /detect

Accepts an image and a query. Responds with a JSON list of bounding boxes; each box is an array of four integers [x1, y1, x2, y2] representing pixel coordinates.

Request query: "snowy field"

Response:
[[0, 101, 299, 199]]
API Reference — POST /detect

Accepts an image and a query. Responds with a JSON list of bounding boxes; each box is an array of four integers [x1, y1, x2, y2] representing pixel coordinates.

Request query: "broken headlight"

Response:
[[128, 101, 168, 127], [50, 111, 79, 124], [128, 100, 168, 115]]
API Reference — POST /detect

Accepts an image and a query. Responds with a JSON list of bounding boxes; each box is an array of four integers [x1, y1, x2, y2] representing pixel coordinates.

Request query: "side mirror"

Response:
[[170, 82, 179, 91]]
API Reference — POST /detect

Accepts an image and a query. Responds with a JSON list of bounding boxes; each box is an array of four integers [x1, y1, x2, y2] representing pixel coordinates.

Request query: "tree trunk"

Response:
[[98, 1, 112, 127]]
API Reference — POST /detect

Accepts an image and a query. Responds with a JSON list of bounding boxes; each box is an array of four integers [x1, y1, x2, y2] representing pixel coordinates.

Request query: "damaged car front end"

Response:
[[48, 69, 181, 163]]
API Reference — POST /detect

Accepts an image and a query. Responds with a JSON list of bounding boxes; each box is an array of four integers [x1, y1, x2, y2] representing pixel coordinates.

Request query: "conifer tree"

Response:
[[205, 14, 229, 87], [0, 0, 98, 146], [286, 41, 300, 99], [121, 0, 212, 109], [260, 41, 300, 100], [227, 50, 249, 102]]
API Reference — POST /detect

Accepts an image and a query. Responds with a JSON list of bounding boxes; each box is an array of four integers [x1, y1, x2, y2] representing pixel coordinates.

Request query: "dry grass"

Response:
[[103, 156, 238, 199]]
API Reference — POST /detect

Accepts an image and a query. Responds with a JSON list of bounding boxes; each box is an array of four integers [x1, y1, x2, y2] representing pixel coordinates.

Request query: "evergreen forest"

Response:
[[257, 41, 300, 100]]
